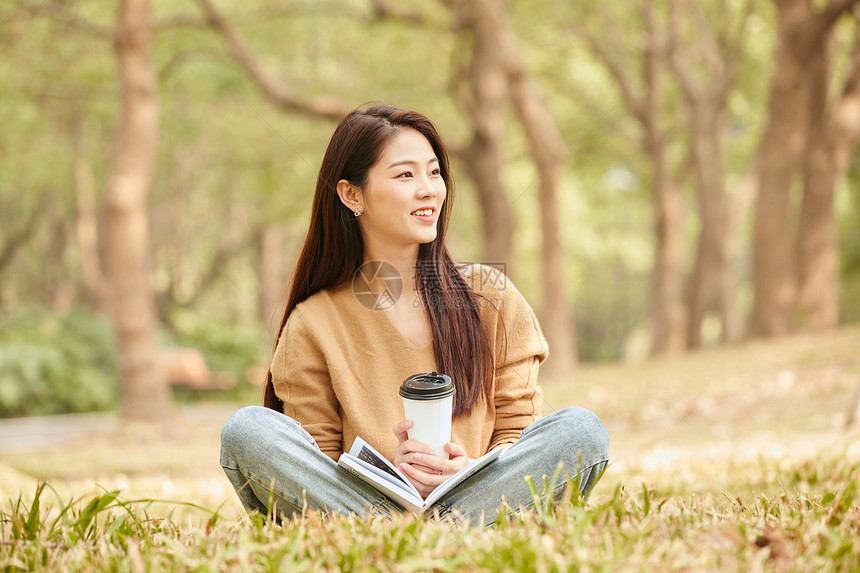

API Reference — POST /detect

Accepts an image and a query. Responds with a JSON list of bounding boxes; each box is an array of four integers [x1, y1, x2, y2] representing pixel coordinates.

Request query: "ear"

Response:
[[336, 180, 363, 214]]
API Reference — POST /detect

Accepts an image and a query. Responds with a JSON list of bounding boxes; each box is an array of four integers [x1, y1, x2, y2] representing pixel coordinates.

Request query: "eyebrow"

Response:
[[386, 158, 440, 170]]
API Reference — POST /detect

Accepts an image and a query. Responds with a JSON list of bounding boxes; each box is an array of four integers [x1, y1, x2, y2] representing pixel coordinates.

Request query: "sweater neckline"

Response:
[[375, 306, 434, 350], [335, 277, 435, 350], [352, 295, 434, 350]]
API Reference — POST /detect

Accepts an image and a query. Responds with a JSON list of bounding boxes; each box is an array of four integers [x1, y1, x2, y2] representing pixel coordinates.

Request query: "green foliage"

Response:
[[1, 0, 858, 379], [0, 310, 118, 417]]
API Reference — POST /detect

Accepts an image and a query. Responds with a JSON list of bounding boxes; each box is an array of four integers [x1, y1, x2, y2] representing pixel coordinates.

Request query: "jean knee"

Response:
[[555, 407, 610, 465], [221, 405, 311, 460], [221, 405, 275, 455]]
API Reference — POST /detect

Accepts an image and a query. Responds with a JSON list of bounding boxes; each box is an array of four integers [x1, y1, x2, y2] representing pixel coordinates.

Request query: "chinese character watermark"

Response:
[[352, 261, 508, 310]]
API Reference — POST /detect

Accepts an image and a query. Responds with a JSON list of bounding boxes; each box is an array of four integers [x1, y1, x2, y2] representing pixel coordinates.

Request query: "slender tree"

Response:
[[445, 0, 515, 265], [259, 225, 286, 328], [796, 10, 860, 329], [70, 111, 108, 313], [578, 1, 688, 355], [501, 6, 579, 373], [106, 0, 171, 421], [667, 0, 752, 346], [750, 0, 859, 336]]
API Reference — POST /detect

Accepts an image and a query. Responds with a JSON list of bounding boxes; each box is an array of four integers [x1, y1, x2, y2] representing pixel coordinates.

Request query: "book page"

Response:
[[338, 455, 424, 512], [356, 445, 407, 485], [347, 437, 420, 498], [350, 452, 411, 491], [341, 437, 504, 513]]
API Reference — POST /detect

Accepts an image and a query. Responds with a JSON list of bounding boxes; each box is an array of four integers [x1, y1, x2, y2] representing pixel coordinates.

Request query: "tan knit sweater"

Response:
[[271, 264, 549, 463]]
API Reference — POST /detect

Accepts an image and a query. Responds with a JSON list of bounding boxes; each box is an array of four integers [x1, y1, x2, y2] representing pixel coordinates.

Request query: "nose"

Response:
[[417, 173, 438, 199]]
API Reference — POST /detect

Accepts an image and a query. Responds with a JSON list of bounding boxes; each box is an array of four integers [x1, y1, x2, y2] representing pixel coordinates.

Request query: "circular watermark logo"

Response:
[[352, 260, 403, 310]]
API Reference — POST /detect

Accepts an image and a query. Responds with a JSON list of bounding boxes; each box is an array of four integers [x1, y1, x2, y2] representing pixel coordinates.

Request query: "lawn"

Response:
[[2, 326, 859, 571]]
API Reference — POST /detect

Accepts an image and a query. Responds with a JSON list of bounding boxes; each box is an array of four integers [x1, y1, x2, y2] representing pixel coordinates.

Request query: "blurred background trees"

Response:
[[1, 0, 859, 418]]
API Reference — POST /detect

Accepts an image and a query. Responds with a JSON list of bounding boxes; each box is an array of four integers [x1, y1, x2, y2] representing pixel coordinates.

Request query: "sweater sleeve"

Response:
[[271, 306, 342, 461], [488, 280, 548, 451]]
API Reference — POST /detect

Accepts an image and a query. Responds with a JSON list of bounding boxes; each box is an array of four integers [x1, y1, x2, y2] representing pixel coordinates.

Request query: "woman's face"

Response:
[[357, 128, 447, 251]]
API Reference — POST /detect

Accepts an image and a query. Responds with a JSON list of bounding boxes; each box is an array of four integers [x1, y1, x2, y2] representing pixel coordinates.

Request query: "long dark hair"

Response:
[[263, 104, 494, 417]]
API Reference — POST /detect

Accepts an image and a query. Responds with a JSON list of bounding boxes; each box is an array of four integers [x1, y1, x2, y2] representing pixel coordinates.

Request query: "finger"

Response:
[[411, 452, 458, 475], [400, 463, 446, 488], [410, 452, 441, 470], [445, 442, 468, 458], [398, 472, 432, 497], [400, 440, 438, 457], [400, 461, 445, 480], [413, 451, 472, 477], [392, 420, 413, 444], [406, 462, 438, 474], [393, 443, 438, 468]]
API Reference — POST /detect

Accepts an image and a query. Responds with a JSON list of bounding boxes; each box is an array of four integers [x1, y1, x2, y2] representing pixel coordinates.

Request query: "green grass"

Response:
[[2, 326, 860, 571], [2, 457, 858, 571]]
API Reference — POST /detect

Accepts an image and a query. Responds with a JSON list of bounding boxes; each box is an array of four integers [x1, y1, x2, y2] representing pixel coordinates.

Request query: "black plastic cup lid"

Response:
[[399, 372, 455, 400]]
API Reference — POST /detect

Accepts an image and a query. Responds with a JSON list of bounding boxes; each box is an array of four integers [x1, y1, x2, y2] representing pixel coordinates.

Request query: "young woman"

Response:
[[220, 105, 609, 526]]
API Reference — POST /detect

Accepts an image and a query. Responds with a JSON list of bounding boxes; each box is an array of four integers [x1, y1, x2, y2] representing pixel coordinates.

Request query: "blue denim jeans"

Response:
[[220, 405, 609, 527]]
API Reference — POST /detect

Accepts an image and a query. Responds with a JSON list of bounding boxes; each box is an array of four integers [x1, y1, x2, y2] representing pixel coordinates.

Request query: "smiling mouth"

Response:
[[411, 208, 435, 217]]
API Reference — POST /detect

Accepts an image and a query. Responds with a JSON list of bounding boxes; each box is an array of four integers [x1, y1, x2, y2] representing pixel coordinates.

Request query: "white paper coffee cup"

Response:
[[399, 372, 456, 459]]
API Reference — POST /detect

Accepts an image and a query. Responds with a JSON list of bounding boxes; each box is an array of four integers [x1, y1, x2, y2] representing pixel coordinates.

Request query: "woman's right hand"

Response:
[[392, 420, 438, 473]]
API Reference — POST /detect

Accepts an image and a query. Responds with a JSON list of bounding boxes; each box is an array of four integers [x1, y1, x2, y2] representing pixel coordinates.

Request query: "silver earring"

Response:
[[354, 209, 361, 217]]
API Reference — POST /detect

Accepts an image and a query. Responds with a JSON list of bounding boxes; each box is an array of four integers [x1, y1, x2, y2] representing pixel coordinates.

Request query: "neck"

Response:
[[362, 241, 421, 296]]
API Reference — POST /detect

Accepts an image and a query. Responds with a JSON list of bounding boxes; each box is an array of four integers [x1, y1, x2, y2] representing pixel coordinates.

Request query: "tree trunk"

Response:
[[0, 209, 39, 281], [750, 7, 809, 337], [577, 0, 688, 355], [72, 115, 108, 313], [685, 105, 727, 348], [644, 1, 687, 355], [649, 131, 688, 355], [751, 0, 858, 336], [459, 140, 513, 265], [797, 143, 840, 329], [107, 0, 171, 421], [666, 0, 736, 348], [504, 38, 579, 375], [50, 214, 74, 313], [796, 37, 838, 330], [797, 24, 860, 329], [450, 0, 513, 265], [259, 224, 285, 330], [721, 160, 759, 343]]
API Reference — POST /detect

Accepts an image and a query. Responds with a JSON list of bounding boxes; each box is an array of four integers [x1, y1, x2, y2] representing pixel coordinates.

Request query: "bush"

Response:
[[0, 310, 119, 417]]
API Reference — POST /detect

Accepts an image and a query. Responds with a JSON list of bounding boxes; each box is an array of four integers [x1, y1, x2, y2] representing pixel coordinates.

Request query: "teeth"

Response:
[[412, 209, 433, 217]]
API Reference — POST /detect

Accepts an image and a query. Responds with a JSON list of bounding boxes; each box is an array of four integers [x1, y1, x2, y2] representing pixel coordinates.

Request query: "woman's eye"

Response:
[[397, 171, 413, 178], [430, 168, 441, 176]]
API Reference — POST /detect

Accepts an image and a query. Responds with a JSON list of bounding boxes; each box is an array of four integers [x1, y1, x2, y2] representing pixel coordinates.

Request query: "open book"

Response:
[[337, 437, 504, 513]]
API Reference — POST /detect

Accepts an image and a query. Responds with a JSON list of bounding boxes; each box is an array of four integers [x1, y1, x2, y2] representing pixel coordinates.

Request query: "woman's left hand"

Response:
[[399, 442, 471, 499], [392, 421, 471, 498]]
